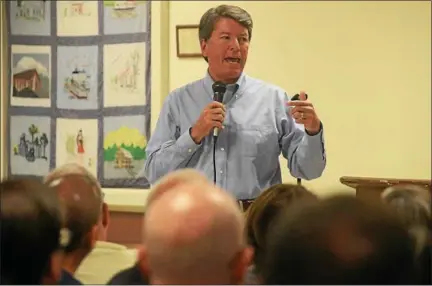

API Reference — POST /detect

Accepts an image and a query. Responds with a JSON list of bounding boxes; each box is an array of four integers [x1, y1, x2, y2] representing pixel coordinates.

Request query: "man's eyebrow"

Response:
[[219, 31, 248, 37]]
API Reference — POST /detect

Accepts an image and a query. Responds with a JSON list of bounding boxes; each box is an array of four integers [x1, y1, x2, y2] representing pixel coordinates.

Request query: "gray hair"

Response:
[[199, 5, 253, 62], [381, 184, 431, 255]]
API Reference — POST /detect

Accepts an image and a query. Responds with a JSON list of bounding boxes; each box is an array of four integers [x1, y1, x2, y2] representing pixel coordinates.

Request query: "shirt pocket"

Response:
[[237, 125, 279, 157]]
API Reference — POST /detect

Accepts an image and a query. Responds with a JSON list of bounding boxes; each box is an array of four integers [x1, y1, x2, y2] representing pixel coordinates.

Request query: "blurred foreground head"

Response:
[[143, 181, 252, 284], [245, 183, 318, 275], [146, 168, 211, 207], [262, 195, 416, 284], [1, 178, 66, 284], [381, 184, 431, 256]]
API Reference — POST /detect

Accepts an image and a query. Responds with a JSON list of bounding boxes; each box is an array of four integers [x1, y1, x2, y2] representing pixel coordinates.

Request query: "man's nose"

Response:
[[229, 38, 240, 51]]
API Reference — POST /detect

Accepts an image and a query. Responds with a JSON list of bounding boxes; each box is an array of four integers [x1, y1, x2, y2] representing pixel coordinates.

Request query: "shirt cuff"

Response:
[[175, 128, 202, 155], [304, 124, 326, 159]]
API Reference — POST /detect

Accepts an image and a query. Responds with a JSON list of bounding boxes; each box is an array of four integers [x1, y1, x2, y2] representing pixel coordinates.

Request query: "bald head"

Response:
[[143, 182, 249, 284], [45, 164, 103, 254], [146, 168, 211, 207]]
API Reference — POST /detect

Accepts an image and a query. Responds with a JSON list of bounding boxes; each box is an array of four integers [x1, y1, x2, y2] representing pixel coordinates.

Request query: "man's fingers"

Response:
[[210, 114, 225, 123], [208, 101, 225, 110], [287, 100, 312, 107], [290, 106, 314, 116], [209, 107, 225, 115], [299, 91, 308, 101], [212, 121, 223, 129]]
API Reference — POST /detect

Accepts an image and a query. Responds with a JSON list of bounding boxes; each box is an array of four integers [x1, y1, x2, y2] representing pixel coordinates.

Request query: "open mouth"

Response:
[[225, 57, 241, 64]]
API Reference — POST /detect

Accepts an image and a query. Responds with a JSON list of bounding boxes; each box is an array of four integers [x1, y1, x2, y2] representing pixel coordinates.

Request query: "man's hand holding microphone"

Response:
[[190, 102, 226, 144]]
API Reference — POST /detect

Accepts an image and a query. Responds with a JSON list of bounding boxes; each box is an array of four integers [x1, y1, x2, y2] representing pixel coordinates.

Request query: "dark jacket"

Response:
[[59, 270, 82, 285], [107, 263, 148, 285]]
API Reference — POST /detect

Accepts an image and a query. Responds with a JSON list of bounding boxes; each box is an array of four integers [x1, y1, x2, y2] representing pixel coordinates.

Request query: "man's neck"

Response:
[[207, 68, 239, 85], [62, 254, 85, 274]]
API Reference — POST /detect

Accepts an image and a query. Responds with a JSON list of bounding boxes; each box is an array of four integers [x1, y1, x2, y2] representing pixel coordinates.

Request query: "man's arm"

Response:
[[278, 93, 326, 180], [143, 96, 202, 184]]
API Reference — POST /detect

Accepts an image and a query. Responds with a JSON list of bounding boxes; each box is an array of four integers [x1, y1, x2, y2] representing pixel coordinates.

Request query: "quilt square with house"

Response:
[[103, 115, 147, 180]]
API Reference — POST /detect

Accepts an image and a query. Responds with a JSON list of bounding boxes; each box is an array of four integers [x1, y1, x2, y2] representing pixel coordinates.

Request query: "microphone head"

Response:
[[212, 81, 227, 94]]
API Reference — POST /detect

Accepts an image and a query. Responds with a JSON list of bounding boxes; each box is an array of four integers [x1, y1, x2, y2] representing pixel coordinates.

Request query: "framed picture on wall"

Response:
[[176, 25, 202, 58]]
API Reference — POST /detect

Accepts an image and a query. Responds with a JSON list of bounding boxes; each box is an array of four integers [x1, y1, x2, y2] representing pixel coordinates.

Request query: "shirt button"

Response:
[[188, 149, 192, 153], [220, 147, 225, 151], [219, 170, 223, 174]]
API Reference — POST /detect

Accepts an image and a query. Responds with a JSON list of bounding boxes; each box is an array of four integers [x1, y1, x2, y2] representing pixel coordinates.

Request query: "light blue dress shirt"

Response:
[[143, 72, 326, 199]]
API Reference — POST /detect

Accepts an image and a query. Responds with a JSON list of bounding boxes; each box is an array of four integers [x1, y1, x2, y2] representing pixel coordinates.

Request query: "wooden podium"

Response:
[[340, 176, 431, 200]]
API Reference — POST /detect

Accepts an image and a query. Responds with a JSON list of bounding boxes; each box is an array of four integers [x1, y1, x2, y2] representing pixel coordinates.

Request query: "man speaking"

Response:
[[143, 5, 326, 204]]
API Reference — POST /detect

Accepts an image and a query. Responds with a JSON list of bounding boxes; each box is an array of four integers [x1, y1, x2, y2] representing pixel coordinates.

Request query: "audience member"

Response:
[[142, 182, 253, 284], [0, 178, 67, 285], [262, 195, 417, 284], [43, 163, 138, 285], [108, 169, 212, 285], [44, 164, 105, 285], [244, 183, 318, 284], [381, 184, 432, 284]]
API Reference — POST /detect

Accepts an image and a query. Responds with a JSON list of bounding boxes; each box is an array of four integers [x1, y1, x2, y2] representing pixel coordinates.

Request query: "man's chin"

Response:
[[226, 68, 243, 79]]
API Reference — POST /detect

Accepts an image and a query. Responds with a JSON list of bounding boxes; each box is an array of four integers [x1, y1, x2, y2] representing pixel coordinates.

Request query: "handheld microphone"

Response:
[[212, 81, 227, 137], [291, 93, 308, 101]]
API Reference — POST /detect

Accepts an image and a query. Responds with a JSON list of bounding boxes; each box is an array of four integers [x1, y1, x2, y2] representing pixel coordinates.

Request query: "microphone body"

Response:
[[212, 82, 227, 137]]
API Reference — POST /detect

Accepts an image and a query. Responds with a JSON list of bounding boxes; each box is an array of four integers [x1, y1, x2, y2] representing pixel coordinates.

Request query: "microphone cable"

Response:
[[213, 135, 217, 185], [211, 81, 227, 186]]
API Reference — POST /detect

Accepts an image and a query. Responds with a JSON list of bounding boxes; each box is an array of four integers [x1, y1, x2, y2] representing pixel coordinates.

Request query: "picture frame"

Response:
[[176, 25, 202, 58]]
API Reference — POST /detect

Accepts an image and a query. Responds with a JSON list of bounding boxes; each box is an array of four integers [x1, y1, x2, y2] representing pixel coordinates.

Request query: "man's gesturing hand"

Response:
[[190, 102, 226, 144]]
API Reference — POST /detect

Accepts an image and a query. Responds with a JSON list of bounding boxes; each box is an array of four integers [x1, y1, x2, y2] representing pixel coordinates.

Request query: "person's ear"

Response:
[[137, 246, 150, 277], [102, 202, 109, 228], [42, 250, 63, 285], [229, 246, 254, 284], [200, 39, 208, 58]]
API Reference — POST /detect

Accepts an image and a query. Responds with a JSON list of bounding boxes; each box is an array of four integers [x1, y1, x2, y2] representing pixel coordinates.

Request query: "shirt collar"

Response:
[[95, 240, 128, 250], [203, 70, 247, 100]]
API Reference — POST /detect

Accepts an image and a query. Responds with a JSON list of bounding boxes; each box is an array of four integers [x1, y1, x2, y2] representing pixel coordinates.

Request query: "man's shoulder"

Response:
[[165, 78, 205, 102]]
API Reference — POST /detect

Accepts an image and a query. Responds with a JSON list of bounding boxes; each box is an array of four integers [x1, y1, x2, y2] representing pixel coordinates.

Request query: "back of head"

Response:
[[245, 184, 317, 273], [1, 178, 64, 284], [381, 184, 431, 255], [44, 163, 103, 256], [143, 182, 250, 284], [146, 168, 211, 207], [262, 195, 416, 285]]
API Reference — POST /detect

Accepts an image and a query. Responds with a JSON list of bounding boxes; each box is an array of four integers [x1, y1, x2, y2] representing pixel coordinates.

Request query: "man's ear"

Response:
[[137, 246, 150, 277], [229, 246, 254, 284], [102, 202, 109, 228], [42, 250, 63, 285], [200, 39, 208, 57]]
